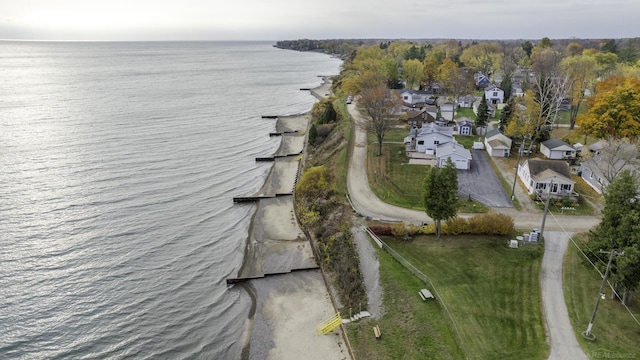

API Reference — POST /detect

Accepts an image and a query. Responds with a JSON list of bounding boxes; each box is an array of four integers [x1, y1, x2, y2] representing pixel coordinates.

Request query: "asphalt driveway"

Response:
[[457, 149, 513, 208]]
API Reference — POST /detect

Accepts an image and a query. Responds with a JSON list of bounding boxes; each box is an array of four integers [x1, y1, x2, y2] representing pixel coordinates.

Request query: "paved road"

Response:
[[457, 149, 513, 208], [346, 103, 592, 360]]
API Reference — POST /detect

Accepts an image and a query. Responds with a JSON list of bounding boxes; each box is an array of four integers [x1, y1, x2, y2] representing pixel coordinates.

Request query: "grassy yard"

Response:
[[347, 240, 464, 360], [455, 108, 476, 119], [368, 234, 548, 360], [368, 129, 489, 213], [564, 233, 640, 358]]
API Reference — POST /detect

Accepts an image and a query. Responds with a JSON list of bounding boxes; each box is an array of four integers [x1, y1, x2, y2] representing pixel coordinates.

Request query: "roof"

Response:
[[485, 128, 501, 138], [437, 142, 472, 159], [588, 140, 607, 152], [484, 129, 511, 147], [456, 117, 474, 126], [542, 139, 574, 150], [488, 139, 510, 149], [525, 159, 573, 181], [400, 89, 434, 96]]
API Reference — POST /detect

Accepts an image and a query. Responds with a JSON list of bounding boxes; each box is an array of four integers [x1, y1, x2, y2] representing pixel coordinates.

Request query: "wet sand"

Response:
[[235, 77, 348, 359]]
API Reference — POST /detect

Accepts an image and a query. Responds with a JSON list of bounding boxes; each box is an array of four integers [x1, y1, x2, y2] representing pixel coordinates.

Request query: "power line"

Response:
[[546, 210, 640, 328]]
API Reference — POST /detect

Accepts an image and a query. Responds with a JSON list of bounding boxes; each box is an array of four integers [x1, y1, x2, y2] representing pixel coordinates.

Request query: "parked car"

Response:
[[346, 96, 353, 104]]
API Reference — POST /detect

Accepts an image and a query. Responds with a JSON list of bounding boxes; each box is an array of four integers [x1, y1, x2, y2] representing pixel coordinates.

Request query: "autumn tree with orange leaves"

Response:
[[577, 76, 640, 140]]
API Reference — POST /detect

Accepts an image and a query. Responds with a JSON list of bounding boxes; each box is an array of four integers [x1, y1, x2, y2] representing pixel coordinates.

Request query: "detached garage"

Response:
[[437, 142, 472, 170], [484, 129, 512, 157]]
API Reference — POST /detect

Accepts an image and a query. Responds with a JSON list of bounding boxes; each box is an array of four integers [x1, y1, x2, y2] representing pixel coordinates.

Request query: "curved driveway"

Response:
[[346, 103, 593, 360]]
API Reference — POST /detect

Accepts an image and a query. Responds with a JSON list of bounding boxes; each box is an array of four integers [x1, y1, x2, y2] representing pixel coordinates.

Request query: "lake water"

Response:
[[0, 41, 342, 359]]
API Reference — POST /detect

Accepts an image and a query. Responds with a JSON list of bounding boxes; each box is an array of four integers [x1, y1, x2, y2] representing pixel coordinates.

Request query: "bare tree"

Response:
[[359, 85, 403, 156], [529, 47, 569, 150]]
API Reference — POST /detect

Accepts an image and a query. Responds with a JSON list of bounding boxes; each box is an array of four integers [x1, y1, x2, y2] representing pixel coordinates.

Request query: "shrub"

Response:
[[445, 217, 469, 235], [391, 222, 406, 238], [369, 225, 392, 236], [421, 224, 436, 235], [317, 124, 333, 139], [467, 213, 514, 235], [407, 223, 421, 236]]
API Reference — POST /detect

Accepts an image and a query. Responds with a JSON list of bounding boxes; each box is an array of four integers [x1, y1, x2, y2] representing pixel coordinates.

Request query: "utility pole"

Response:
[[511, 135, 529, 201], [583, 249, 624, 340], [540, 179, 553, 237], [510, 147, 523, 201]]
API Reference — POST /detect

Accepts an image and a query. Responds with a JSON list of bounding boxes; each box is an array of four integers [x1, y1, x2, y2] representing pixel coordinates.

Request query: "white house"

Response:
[[484, 86, 505, 104], [540, 139, 577, 160], [404, 122, 455, 154], [484, 129, 512, 158], [517, 159, 578, 201], [414, 132, 454, 154], [399, 89, 435, 106], [437, 142, 472, 170]]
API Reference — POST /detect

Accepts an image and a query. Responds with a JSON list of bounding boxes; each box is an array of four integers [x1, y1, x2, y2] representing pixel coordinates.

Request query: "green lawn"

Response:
[[368, 129, 489, 213], [347, 242, 464, 360], [564, 233, 640, 358], [455, 108, 476, 119], [369, 234, 548, 360]]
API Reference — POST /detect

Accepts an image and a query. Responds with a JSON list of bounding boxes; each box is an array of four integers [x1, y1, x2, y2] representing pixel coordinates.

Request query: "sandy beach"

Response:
[[235, 77, 349, 360]]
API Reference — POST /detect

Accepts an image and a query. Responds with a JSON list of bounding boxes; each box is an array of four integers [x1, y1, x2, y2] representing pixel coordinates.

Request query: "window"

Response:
[[561, 184, 571, 191], [536, 183, 546, 190], [434, 140, 440, 145], [565, 151, 573, 156], [418, 140, 424, 145], [493, 92, 498, 96]]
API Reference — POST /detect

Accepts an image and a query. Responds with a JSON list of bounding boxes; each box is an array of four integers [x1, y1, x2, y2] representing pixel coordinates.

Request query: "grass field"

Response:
[[346, 241, 464, 360], [563, 233, 640, 358], [350, 234, 548, 360]]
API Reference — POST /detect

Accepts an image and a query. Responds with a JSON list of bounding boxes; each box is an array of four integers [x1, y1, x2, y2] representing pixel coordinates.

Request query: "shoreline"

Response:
[[235, 77, 347, 359]]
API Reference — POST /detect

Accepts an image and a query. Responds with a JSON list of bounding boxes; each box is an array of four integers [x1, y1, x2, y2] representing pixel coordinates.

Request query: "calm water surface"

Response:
[[0, 41, 341, 359]]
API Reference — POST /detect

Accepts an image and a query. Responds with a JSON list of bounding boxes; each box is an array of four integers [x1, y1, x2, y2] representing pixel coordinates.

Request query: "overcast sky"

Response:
[[1, 0, 637, 41]]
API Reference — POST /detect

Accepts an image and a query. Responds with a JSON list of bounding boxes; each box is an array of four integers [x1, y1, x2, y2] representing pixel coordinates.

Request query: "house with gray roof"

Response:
[[517, 159, 578, 201], [540, 139, 577, 160], [580, 142, 639, 194]]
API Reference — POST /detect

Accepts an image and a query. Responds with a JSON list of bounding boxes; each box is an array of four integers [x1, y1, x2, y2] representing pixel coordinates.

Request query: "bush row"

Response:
[[370, 213, 515, 237]]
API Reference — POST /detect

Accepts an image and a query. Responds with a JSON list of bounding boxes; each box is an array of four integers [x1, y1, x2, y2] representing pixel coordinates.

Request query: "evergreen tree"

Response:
[[423, 159, 459, 239], [585, 170, 640, 305], [475, 93, 490, 135], [601, 39, 618, 54], [500, 76, 513, 103], [521, 41, 533, 57], [308, 124, 318, 145]]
